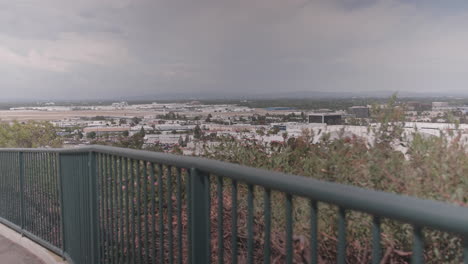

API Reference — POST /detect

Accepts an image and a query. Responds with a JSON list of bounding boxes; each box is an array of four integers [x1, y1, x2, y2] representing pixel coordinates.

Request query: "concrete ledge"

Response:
[[0, 223, 67, 264]]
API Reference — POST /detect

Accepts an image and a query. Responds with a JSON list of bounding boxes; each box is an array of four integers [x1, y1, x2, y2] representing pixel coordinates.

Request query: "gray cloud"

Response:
[[1, 0, 468, 100]]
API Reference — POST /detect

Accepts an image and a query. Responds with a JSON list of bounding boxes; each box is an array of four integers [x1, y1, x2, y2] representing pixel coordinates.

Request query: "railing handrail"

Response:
[[1, 145, 468, 238]]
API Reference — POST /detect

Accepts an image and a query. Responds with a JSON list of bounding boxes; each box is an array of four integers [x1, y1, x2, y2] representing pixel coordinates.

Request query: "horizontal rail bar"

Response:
[[1, 145, 468, 238]]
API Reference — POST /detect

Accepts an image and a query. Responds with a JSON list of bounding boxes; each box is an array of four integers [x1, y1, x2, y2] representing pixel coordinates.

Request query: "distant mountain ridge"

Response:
[[117, 90, 468, 101], [2, 90, 468, 103]]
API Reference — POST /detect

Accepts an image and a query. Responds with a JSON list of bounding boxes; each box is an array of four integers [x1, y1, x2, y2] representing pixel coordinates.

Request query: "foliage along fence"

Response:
[[0, 145, 466, 264]]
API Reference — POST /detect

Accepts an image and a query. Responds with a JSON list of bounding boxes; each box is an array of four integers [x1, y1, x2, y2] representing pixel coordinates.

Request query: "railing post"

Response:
[[190, 168, 209, 264], [412, 226, 424, 264], [19, 152, 24, 236], [88, 151, 99, 264], [57, 153, 66, 260], [463, 236, 468, 264]]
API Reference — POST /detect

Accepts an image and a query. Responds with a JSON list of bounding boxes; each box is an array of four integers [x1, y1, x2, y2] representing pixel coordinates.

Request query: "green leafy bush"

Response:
[[0, 121, 62, 148]]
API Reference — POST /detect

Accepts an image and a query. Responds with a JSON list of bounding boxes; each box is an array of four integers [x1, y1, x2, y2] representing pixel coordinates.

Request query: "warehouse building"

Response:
[[309, 113, 342, 125], [348, 106, 370, 118]]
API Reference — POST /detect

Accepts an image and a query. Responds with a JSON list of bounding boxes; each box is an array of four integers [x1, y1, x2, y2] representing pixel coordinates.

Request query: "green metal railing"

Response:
[[0, 145, 466, 263]]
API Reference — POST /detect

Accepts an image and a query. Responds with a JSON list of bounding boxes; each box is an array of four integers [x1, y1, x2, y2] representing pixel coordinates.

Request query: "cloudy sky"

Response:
[[1, 0, 468, 100]]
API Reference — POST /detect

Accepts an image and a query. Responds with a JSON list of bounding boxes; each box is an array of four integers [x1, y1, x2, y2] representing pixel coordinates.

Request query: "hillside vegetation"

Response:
[[201, 97, 467, 263], [0, 121, 62, 148]]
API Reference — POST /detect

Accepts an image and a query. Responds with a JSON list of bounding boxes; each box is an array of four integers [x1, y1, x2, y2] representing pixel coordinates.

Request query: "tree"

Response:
[[122, 130, 129, 137], [205, 113, 212, 122], [268, 127, 280, 135], [87, 131, 96, 139], [91, 116, 106, 121], [256, 129, 265, 137], [371, 93, 405, 149], [131, 116, 142, 125], [172, 145, 183, 155], [144, 143, 164, 152], [194, 125, 203, 139], [0, 121, 63, 148], [209, 132, 217, 140], [100, 132, 145, 149], [287, 137, 296, 147], [139, 126, 146, 137]]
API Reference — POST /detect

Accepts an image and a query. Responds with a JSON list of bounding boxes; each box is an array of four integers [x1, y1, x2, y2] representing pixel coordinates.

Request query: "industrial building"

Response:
[[348, 106, 370, 118], [406, 101, 432, 111], [309, 113, 342, 125], [432, 102, 449, 110]]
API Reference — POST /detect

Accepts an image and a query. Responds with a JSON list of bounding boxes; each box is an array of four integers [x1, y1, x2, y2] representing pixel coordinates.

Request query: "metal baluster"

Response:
[[337, 207, 346, 264], [372, 216, 381, 264], [176, 168, 183, 264], [217, 176, 224, 264], [412, 226, 424, 264], [247, 184, 254, 264], [231, 180, 238, 264], [286, 194, 293, 264]]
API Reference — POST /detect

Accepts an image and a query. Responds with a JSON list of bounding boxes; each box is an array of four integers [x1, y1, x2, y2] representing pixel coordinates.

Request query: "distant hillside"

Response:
[[116, 90, 468, 101]]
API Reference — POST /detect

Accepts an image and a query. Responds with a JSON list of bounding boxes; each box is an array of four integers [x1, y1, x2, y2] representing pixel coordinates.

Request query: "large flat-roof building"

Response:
[[432, 102, 449, 110], [308, 113, 342, 125], [406, 101, 432, 111], [348, 106, 370, 118], [83, 126, 130, 136]]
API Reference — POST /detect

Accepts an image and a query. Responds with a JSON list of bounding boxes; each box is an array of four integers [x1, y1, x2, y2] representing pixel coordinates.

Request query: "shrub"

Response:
[[200, 96, 467, 263]]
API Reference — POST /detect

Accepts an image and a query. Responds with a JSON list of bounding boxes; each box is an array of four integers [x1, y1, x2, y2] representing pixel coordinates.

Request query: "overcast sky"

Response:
[[1, 0, 468, 100]]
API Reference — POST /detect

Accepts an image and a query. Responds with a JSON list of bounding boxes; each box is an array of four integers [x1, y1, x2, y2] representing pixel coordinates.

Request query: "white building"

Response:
[[112, 101, 129, 110]]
